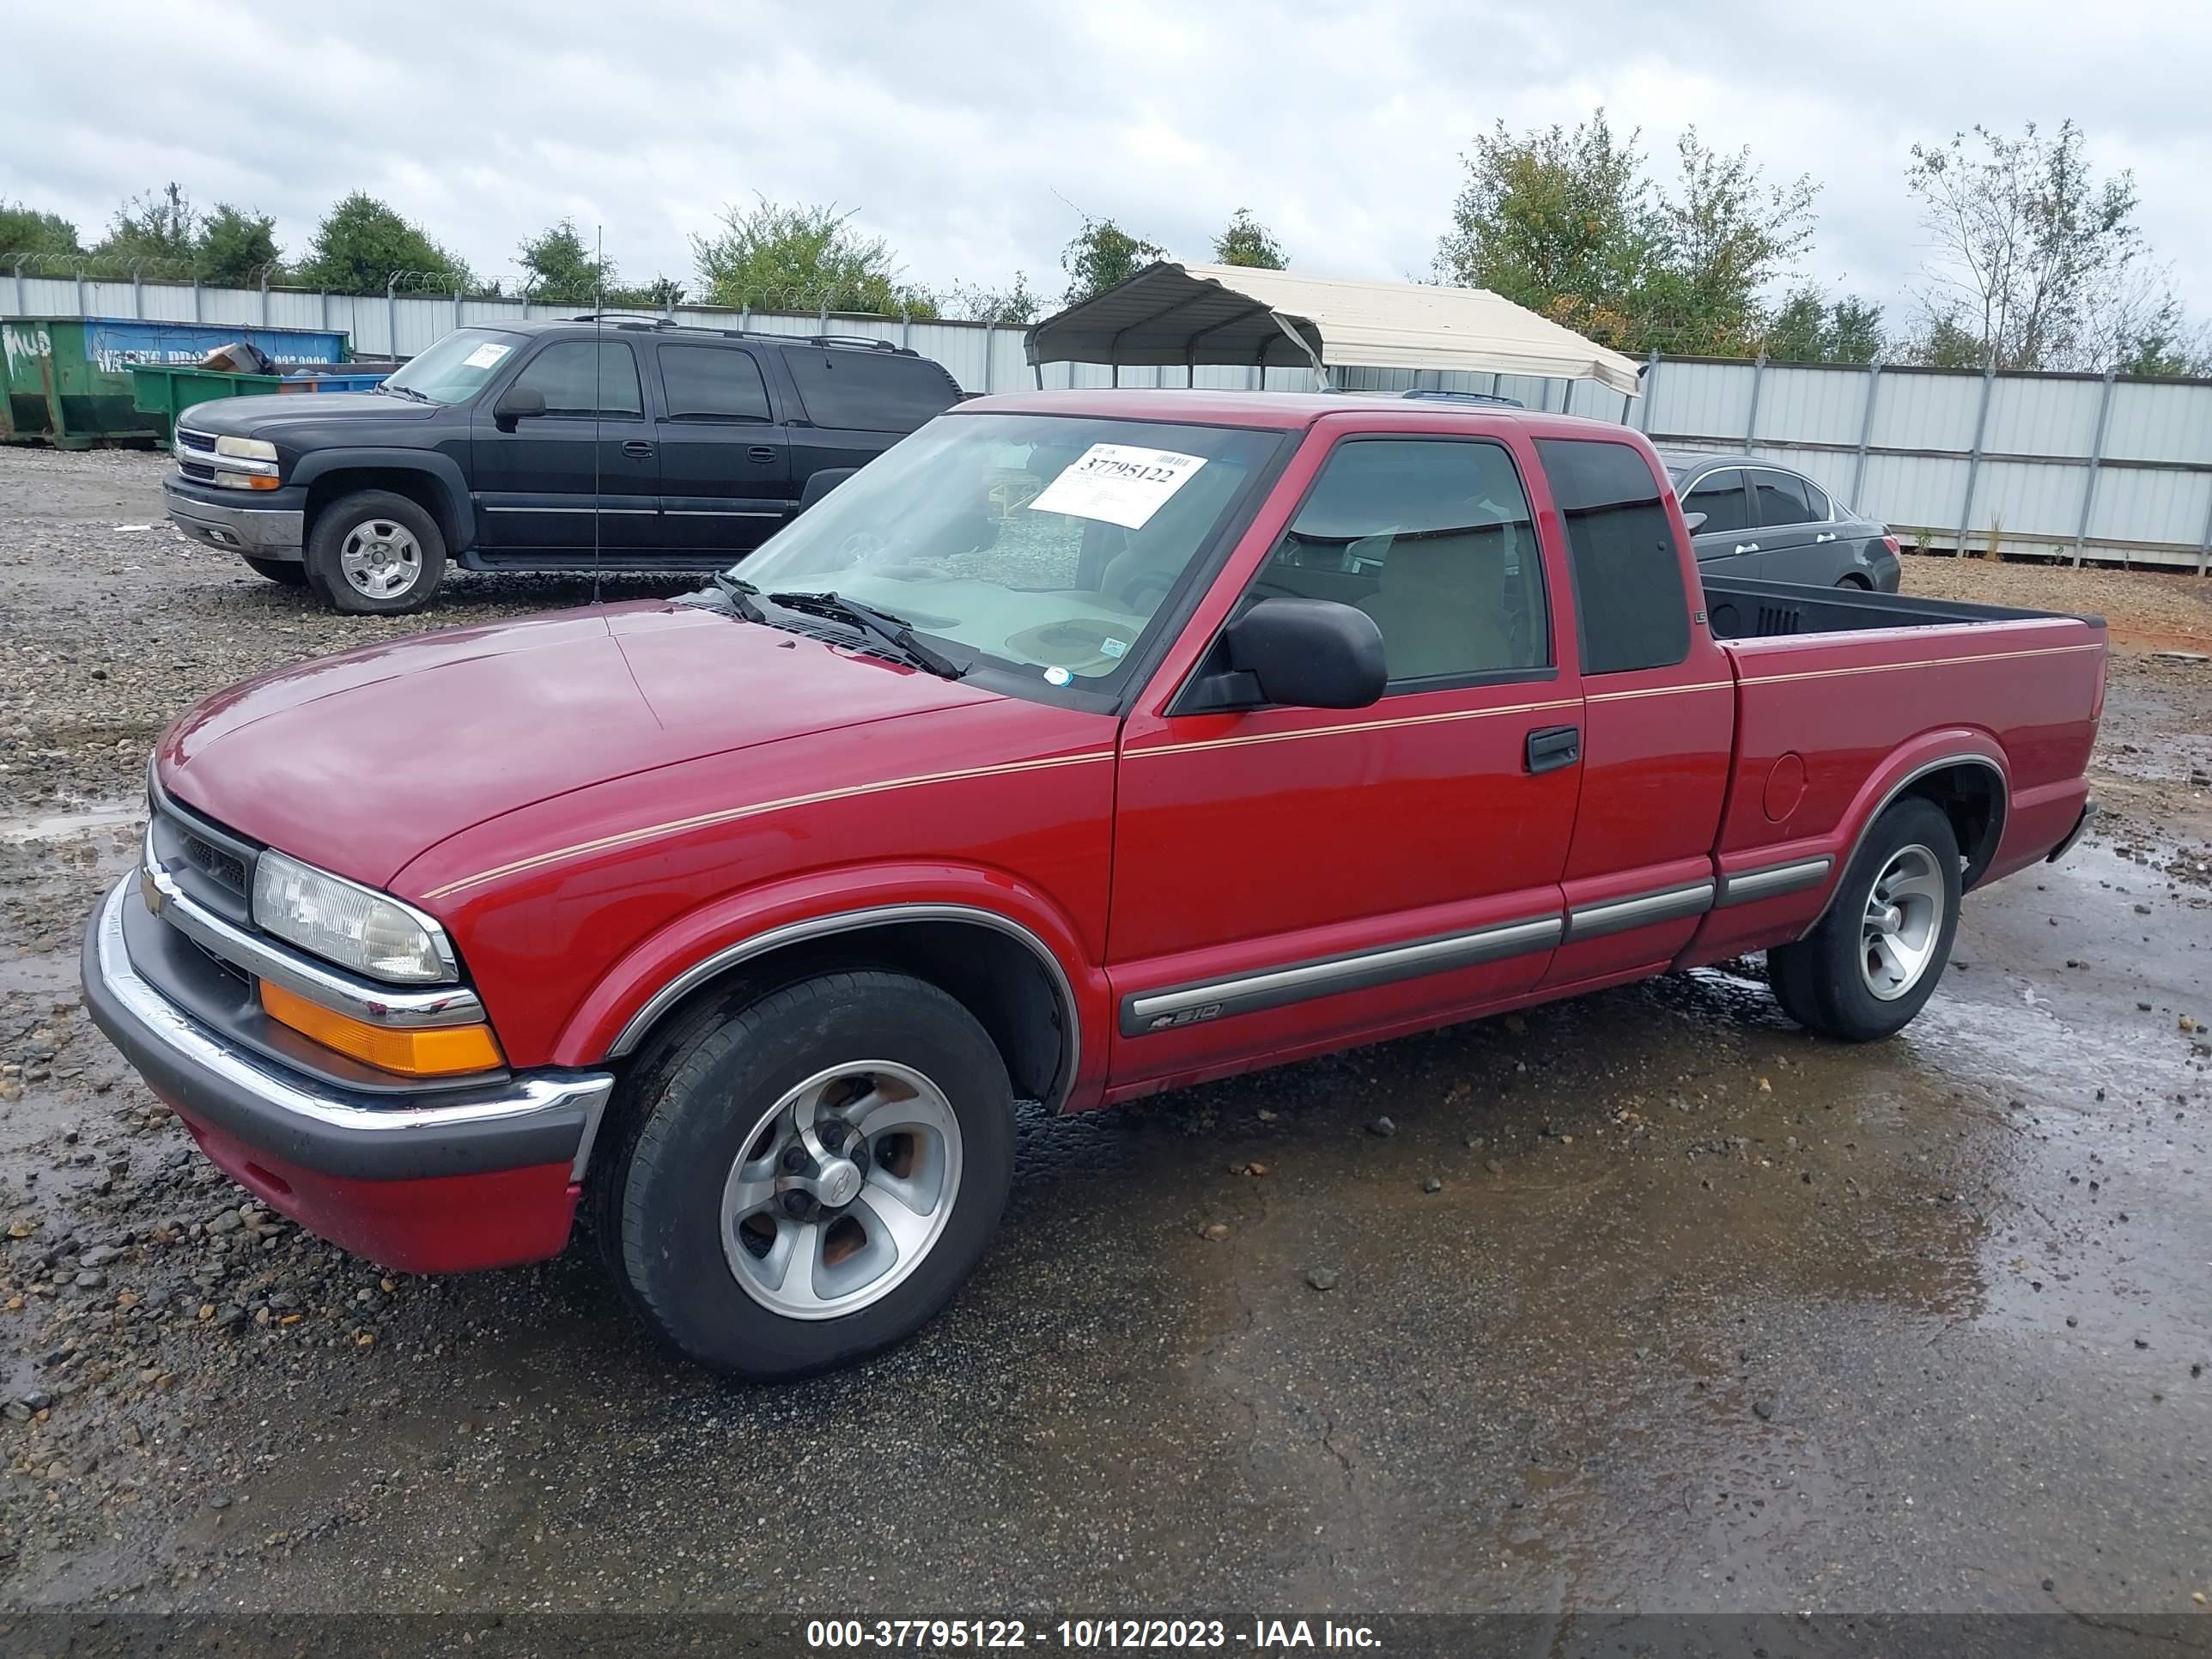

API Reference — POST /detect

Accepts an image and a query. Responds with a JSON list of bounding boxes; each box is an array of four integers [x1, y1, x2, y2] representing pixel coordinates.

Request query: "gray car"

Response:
[[1659, 450, 1902, 591]]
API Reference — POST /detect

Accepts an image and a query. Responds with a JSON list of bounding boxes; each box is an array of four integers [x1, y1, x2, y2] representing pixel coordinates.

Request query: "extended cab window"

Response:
[[1263, 438, 1547, 684], [783, 347, 960, 432], [659, 345, 771, 422], [1534, 439, 1689, 675], [508, 341, 642, 418]]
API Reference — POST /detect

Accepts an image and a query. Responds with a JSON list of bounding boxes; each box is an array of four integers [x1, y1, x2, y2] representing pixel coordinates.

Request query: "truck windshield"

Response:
[[381, 328, 526, 405], [734, 412, 1280, 691]]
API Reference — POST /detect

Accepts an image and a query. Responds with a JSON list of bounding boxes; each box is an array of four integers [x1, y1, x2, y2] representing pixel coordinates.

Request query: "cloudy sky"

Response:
[[9, 0, 2211, 323]]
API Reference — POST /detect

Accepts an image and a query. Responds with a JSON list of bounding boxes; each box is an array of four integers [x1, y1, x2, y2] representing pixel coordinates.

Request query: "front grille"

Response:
[[173, 428, 219, 486], [148, 784, 260, 928]]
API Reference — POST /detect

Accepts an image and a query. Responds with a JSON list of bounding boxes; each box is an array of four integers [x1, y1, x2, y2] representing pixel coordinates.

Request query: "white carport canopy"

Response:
[[1024, 263, 1641, 398]]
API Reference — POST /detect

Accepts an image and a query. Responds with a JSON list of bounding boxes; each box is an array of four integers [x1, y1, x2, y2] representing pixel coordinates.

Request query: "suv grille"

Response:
[[173, 427, 218, 484]]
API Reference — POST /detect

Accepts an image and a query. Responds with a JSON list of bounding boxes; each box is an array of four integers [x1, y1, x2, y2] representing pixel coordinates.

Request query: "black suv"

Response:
[[162, 316, 963, 613]]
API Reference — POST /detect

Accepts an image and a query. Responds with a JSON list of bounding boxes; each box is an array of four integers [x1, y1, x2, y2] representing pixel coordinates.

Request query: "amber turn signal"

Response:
[[260, 981, 503, 1077]]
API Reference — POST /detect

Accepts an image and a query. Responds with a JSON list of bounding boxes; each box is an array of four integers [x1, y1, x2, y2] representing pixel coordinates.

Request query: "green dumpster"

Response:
[[0, 317, 350, 448], [131, 362, 396, 440]]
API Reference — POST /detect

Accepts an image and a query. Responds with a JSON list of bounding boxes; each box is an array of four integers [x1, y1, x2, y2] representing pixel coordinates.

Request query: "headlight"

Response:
[[252, 851, 456, 984], [214, 435, 278, 463]]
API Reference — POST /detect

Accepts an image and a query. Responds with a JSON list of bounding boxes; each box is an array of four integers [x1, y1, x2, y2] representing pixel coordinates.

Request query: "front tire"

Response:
[[601, 970, 1015, 1379], [304, 489, 447, 615], [1765, 796, 1962, 1042], [240, 556, 308, 586]]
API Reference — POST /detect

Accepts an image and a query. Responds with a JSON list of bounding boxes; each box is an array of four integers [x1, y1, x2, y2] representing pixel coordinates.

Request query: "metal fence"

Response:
[[7, 273, 2208, 573]]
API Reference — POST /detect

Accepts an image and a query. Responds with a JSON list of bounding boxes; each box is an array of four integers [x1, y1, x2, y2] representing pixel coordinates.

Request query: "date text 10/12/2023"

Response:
[[805, 1620, 1382, 1650]]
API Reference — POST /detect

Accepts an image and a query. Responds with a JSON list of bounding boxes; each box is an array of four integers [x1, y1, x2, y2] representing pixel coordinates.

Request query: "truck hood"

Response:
[[178, 392, 438, 439], [155, 601, 1000, 889]]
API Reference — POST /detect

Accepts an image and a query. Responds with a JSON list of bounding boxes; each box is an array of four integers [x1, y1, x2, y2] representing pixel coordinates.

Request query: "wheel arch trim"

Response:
[[1800, 747, 2008, 938], [604, 902, 1083, 1111]]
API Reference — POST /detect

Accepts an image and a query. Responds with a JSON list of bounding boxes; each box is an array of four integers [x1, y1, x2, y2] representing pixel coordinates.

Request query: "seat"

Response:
[[1356, 528, 1513, 680]]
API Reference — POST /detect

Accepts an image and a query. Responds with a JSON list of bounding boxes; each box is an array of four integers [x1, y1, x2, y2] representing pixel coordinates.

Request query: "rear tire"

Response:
[[600, 970, 1015, 1379], [304, 489, 447, 615], [240, 556, 307, 586], [1765, 797, 1961, 1042]]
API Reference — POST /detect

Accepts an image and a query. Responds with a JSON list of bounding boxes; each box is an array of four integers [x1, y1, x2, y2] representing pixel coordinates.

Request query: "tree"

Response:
[[1433, 110, 1659, 348], [934, 272, 1042, 325], [1212, 208, 1285, 269], [1766, 287, 1887, 363], [691, 197, 931, 315], [609, 274, 687, 310], [1904, 119, 2154, 371], [520, 219, 615, 302], [0, 203, 82, 262], [1652, 130, 1817, 355], [297, 192, 472, 295], [93, 182, 198, 274], [1060, 216, 1166, 303], [196, 204, 280, 288]]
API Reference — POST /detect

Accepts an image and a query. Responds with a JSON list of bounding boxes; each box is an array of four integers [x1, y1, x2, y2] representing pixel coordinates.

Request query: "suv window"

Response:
[[659, 345, 771, 422], [509, 341, 642, 417], [782, 346, 959, 432], [1261, 438, 1547, 684], [1752, 469, 1815, 527], [1534, 439, 1689, 676], [1682, 468, 1752, 539]]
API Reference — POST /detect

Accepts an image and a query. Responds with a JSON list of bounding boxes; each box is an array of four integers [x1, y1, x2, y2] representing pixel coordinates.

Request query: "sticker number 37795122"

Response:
[[1029, 444, 1208, 530]]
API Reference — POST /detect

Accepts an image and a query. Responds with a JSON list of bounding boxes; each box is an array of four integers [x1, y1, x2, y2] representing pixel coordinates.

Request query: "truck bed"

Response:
[[1700, 575, 2101, 641]]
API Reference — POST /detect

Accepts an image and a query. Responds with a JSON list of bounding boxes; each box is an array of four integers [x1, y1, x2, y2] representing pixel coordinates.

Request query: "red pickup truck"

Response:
[[84, 391, 2105, 1377]]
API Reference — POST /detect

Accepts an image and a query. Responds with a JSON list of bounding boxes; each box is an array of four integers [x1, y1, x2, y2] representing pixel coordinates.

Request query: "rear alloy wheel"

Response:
[[1765, 796, 1962, 1042], [603, 970, 1014, 1378], [304, 489, 447, 615]]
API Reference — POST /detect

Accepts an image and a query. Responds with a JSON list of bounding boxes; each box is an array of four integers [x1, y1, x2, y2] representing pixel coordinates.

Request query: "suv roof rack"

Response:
[[563, 314, 917, 356]]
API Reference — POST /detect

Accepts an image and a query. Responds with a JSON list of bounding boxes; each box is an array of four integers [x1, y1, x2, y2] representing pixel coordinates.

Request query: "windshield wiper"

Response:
[[710, 571, 768, 623], [380, 383, 432, 404], [766, 590, 967, 679]]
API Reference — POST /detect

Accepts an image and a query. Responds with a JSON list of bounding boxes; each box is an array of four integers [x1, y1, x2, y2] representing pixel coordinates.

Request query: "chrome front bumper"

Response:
[[82, 878, 613, 1183], [163, 477, 306, 556]]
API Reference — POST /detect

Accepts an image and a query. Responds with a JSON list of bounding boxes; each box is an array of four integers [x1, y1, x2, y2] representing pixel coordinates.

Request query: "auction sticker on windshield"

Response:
[[462, 342, 513, 370], [1029, 444, 1206, 530]]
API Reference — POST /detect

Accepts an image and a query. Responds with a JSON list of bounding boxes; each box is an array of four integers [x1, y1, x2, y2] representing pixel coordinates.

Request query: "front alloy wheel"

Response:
[[600, 969, 1015, 1379], [721, 1060, 963, 1320], [337, 517, 425, 601]]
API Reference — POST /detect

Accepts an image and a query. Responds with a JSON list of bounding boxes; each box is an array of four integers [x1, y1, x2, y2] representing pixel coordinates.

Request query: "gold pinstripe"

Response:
[[420, 750, 1114, 901], [1132, 696, 1583, 759], [1586, 679, 1735, 703], [1737, 640, 2103, 686]]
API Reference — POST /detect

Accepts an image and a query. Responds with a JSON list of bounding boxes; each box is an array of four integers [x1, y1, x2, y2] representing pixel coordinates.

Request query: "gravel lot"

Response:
[[0, 447, 2206, 1626]]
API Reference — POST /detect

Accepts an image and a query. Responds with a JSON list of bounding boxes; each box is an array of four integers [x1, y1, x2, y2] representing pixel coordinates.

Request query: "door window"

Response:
[[1534, 439, 1689, 676], [1682, 468, 1752, 538], [1801, 479, 1832, 521], [1751, 469, 1815, 527], [508, 341, 642, 418], [1261, 438, 1547, 685], [659, 345, 772, 422], [782, 347, 961, 432]]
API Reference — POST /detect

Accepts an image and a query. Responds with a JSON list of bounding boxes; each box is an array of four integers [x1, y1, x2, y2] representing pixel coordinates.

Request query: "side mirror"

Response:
[[494, 385, 545, 429], [1681, 509, 1709, 532], [1217, 597, 1386, 710]]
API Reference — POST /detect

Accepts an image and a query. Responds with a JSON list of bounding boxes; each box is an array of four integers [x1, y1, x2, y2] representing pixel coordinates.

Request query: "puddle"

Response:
[[0, 799, 141, 843]]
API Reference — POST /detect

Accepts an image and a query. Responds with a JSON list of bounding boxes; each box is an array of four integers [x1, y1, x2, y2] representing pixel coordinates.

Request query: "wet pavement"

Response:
[[0, 449, 2207, 1620]]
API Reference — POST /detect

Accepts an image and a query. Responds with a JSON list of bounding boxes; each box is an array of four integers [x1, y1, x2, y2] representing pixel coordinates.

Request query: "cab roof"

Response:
[[957, 387, 1635, 438]]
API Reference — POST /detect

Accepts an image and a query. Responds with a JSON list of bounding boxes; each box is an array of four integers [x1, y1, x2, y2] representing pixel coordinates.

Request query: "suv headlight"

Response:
[[210, 435, 282, 490], [252, 851, 457, 984]]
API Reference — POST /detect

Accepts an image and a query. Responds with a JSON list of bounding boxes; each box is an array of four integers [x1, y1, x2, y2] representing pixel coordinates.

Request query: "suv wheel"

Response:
[[1765, 796, 1962, 1042], [305, 489, 447, 615], [598, 970, 1016, 1378]]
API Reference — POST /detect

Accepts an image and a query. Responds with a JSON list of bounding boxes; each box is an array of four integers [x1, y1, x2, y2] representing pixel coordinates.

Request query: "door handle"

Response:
[[1814, 531, 1836, 543], [1525, 724, 1581, 774], [1733, 541, 1759, 555], [747, 445, 779, 464], [622, 441, 653, 459]]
